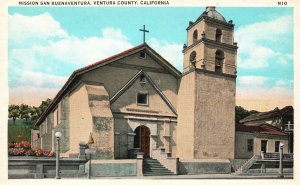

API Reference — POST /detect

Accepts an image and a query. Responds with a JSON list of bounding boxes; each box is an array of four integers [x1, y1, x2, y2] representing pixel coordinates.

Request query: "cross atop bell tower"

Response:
[[182, 6, 238, 75]]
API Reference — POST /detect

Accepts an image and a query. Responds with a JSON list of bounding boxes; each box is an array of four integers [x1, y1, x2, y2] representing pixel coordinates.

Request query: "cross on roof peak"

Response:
[[139, 25, 149, 43]]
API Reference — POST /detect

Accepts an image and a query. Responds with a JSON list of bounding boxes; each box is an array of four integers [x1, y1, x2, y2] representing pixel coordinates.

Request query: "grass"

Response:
[[8, 119, 37, 143]]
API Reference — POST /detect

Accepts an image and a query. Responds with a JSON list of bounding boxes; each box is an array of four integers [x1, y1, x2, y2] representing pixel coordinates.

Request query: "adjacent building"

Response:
[[235, 123, 289, 159], [239, 106, 293, 153]]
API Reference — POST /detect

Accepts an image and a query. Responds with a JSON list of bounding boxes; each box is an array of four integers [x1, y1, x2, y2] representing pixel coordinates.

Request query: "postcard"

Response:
[[0, 0, 298, 184]]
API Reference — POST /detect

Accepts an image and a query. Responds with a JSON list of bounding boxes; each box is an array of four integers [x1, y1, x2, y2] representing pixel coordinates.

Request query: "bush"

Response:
[[8, 121, 35, 143], [8, 141, 55, 157]]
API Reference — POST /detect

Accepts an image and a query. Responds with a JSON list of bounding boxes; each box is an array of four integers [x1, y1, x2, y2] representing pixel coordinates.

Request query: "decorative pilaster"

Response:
[[163, 120, 171, 153], [127, 132, 136, 149]]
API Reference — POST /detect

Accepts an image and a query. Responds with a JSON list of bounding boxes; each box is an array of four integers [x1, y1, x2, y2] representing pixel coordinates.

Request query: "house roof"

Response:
[[239, 106, 293, 123], [35, 43, 182, 127], [236, 123, 286, 136]]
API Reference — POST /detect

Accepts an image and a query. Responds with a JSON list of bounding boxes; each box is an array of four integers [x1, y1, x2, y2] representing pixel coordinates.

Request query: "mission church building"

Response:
[[32, 7, 238, 174]]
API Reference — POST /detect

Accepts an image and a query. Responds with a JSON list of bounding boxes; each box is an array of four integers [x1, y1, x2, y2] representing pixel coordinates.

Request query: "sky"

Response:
[[8, 7, 294, 111]]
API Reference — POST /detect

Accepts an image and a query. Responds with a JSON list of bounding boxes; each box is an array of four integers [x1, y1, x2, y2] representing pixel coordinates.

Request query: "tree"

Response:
[[20, 104, 31, 123], [8, 105, 20, 124], [38, 98, 52, 116], [30, 106, 39, 121], [235, 106, 259, 124]]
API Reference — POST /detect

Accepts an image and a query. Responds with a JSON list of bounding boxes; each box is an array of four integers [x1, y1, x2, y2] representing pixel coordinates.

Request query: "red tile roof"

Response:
[[236, 123, 286, 135]]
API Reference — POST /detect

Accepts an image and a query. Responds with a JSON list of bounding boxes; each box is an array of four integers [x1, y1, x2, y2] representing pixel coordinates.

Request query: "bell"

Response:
[[88, 133, 94, 145]]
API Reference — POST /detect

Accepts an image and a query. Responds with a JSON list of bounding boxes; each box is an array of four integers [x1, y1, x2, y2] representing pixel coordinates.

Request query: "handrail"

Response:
[[262, 153, 293, 160]]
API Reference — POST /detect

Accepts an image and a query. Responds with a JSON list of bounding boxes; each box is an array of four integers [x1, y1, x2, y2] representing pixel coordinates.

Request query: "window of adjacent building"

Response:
[[193, 30, 198, 43], [247, 139, 253, 152], [215, 50, 224, 73], [275, 141, 280, 152], [140, 51, 146, 59], [137, 92, 148, 105], [215, 28, 222, 42]]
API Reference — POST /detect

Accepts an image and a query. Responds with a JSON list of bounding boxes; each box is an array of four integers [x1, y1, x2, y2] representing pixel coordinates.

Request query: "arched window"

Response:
[[189, 51, 197, 67], [193, 30, 198, 43], [215, 50, 224, 73], [215, 29, 222, 42]]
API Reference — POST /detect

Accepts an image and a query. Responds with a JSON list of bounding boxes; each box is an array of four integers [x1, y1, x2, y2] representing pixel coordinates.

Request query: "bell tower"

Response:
[[182, 6, 237, 74], [177, 7, 238, 160]]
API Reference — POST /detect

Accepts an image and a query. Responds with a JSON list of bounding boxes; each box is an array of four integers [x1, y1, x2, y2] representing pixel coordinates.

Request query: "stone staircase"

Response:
[[235, 155, 259, 174], [235, 154, 294, 174], [143, 158, 176, 176]]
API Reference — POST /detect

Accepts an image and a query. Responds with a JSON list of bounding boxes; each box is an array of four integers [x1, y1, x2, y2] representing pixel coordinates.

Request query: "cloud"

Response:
[[9, 12, 185, 105], [275, 79, 293, 88], [148, 38, 183, 71], [238, 76, 268, 87], [18, 71, 68, 88], [236, 15, 293, 69], [8, 13, 68, 44], [237, 76, 293, 111], [9, 28, 133, 70], [236, 15, 292, 43], [8, 12, 136, 106], [277, 54, 293, 65]]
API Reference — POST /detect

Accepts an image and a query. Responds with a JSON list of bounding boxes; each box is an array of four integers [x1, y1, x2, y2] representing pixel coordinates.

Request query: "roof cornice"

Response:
[[182, 38, 238, 53], [186, 15, 234, 31]]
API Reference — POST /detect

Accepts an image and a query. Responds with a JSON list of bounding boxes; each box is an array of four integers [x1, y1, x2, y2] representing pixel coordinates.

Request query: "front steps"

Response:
[[143, 158, 175, 176], [235, 155, 294, 174]]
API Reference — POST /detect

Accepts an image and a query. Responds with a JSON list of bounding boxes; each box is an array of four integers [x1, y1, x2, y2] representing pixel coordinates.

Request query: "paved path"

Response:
[[91, 173, 293, 179]]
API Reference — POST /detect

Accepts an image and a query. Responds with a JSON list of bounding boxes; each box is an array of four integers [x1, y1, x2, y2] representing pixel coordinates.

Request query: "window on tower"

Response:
[[193, 30, 198, 43], [189, 51, 197, 67], [215, 29, 222, 42], [215, 50, 224, 73]]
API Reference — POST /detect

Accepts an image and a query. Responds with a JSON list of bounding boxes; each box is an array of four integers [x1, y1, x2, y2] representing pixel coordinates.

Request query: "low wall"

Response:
[[178, 159, 231, 174], [87, 159, 137, 177], [8, 156, 87, 179]]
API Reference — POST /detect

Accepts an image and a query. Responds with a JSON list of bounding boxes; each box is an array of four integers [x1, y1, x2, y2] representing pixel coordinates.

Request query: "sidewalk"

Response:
[[91, 173, 293, 179]]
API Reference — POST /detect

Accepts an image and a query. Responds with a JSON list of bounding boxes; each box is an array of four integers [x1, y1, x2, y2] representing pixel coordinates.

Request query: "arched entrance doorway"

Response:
[[134, 125, 150, 157]]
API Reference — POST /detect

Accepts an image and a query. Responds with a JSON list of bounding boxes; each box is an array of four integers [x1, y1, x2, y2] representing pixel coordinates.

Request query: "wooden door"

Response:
[[134, 125, 150, 157], [140, 126, 150, 157]]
